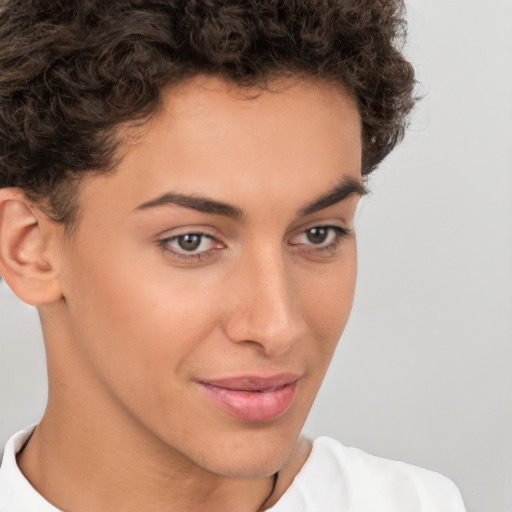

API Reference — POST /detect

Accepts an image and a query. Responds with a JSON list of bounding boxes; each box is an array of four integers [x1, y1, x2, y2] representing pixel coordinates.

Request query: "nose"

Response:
[[222, 248, 307, 357]]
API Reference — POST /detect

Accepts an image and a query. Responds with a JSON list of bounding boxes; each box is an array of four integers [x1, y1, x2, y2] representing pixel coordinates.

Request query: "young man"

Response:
[[0, 1, 466, 510]]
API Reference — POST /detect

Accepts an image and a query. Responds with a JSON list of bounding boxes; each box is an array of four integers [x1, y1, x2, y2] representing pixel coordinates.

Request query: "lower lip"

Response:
[[198, 381, 298, 422]]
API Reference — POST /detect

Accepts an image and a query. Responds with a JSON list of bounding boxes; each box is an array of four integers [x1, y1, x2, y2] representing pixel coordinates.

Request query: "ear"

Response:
[[0, 188, 63, 305]]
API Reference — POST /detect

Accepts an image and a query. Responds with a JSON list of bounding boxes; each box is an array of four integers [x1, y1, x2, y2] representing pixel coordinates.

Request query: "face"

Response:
[[52, 76, 364, 478]]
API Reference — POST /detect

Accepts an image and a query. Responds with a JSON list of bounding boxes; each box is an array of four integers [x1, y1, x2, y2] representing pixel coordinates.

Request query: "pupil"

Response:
[[179, 234, 202, 251], [307, 227, 328, 244]]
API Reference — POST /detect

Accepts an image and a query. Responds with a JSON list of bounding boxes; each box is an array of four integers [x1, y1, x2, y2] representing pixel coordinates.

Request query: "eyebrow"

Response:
[[135, 175, 367, 219], [297, 176, 368, 217], [135, 192, 243, 219]]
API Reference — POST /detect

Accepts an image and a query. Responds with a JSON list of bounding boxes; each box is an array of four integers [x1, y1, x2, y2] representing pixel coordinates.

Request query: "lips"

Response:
[[197, 373, 300, 422]]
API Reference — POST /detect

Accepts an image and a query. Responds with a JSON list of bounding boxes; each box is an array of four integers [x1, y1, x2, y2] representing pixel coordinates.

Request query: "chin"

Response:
[[184, 424, 301, 478]]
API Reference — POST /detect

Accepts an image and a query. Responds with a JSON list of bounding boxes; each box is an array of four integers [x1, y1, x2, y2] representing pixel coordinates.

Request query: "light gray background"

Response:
[[1, 1, 511, 512]]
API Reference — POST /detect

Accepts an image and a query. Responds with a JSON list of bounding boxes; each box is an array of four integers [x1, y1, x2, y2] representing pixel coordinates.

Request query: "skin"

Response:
[[0, 75, 364, 511]]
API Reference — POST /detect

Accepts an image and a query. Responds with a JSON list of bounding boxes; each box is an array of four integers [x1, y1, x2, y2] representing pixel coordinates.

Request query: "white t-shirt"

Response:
[[0, 426, 466, 512]]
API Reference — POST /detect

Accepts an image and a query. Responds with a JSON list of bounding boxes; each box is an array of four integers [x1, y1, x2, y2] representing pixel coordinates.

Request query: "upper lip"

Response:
[[198, 373, 301, 391]]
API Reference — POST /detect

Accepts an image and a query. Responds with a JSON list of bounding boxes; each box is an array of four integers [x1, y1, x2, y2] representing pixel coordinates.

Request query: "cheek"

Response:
[[292, 244, 357, 390], [299, 244, 357, 339], [61, 239, 220, 404]]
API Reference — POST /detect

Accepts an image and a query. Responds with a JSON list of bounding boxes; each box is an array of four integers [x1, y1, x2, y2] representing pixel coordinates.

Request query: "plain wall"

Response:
[[1, 2, 511, 512]]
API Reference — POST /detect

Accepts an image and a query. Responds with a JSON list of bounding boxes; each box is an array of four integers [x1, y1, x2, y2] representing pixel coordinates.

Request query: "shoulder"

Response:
[[269, 437, 466, 512], [318, 437, 465, 509]]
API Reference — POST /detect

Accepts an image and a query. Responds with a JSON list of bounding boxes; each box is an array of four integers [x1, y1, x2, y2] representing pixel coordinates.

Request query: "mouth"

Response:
[[197, 373, 300, 422]]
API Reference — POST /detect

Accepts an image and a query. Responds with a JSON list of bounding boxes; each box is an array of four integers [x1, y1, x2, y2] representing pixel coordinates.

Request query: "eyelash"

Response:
[[158, 232, 220, 262], [289, 226, 352, 255], [158, 225, 353, 263]]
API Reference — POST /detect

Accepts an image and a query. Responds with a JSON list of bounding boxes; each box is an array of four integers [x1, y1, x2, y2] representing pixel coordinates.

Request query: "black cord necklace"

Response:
[[258, 471, 279, 511]]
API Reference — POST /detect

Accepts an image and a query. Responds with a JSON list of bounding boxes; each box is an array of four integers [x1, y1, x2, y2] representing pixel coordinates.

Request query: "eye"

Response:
[[159, 232, 223, 261], [173, 233, 209, 252], [290, 226, 350, 249], [304, 227, 334, 245]]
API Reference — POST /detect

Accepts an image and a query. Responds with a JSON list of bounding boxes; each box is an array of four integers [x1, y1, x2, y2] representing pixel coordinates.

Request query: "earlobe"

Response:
[[0, 188, 63, 305]]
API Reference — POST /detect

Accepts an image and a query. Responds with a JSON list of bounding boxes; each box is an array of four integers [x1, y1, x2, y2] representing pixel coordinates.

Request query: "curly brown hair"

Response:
[[0, 0, 415, 225]]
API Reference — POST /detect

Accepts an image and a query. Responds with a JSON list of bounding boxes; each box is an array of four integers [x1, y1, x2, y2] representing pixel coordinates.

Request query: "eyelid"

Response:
[[289, 225, 352, 245], [288, 216, 353, 237], [165, 232, 217, 252], [153, 223, 223, 240], [156, 225, 228, 263]]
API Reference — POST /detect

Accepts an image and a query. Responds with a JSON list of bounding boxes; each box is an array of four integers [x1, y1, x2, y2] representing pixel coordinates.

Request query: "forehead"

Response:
[[153, 75, 361, 158], [77, 75, 362, 221], [159, 75, 360, 125]]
